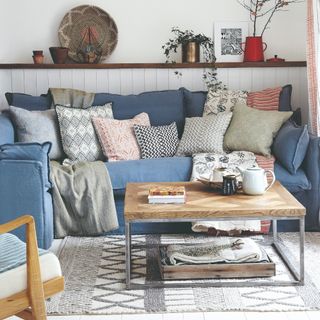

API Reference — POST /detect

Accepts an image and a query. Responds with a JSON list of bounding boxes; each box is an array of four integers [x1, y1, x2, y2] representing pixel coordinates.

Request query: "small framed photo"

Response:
[[214, 22, 248, 62]]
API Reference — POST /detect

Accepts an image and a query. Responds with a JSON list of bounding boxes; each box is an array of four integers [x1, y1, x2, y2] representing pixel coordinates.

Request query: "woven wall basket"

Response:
[[58, 5, 118, 63]]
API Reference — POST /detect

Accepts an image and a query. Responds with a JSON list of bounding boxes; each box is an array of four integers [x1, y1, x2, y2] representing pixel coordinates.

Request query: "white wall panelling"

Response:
[[0, 67, 308, 123]]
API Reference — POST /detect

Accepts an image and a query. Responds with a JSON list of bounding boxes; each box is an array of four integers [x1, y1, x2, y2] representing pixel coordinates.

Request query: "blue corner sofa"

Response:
[[0, 86, 319, 249]]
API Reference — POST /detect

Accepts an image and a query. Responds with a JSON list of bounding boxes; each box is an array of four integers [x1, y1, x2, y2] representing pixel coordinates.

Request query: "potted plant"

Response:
[[162, 27, 215, 64], [237, 0, 301, 62], [162, 27, 222, 89]]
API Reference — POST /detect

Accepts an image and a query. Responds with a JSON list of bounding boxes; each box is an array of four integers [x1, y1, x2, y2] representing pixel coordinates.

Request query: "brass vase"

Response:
[[182, 42, 200, 63]]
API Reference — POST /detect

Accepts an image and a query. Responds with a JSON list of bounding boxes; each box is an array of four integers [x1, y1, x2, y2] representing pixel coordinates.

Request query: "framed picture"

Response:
[[214, 22, 248, 62]]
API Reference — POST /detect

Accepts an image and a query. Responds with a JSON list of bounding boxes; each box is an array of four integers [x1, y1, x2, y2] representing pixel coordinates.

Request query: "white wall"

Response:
[[0, 0, 306, 63]]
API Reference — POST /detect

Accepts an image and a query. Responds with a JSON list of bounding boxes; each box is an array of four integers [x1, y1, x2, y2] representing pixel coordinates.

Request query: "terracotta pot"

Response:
[[32, 50, 44, 64], [182, 42, 200, 63], [49, 47, 69, 64], [241, 36, 267, 62]]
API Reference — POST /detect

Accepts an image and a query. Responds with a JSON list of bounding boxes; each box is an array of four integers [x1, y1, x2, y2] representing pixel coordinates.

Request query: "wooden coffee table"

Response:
[[124, 181, 305, 289]]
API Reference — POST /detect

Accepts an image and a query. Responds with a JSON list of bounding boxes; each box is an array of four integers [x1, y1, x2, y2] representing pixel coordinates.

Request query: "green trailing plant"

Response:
[[162, 27, 224, 90], [237, 0, 302, 36]]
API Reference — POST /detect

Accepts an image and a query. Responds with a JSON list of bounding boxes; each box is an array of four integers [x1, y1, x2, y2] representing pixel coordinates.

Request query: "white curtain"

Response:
[[307, 0, 320, 136]]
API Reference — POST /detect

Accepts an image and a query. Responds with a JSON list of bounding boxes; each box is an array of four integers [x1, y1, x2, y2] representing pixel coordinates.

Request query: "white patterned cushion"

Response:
[[176, 114, 233, 156], [55, 104, 113, 162], [133, 122, 179, 159], [203, 89, 247, 116]]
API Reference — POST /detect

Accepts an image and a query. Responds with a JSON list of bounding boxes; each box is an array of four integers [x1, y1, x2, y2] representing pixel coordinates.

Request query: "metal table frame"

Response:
[[125, 215, 305, 290]]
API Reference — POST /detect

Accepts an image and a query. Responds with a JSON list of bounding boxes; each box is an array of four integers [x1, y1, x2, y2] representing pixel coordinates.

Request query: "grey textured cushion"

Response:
[[133, 122, 179, 159], [55, 104, 113, 162], [9, 106, 63, 160], [224, 103, 293, 156], [176, 113, 233, 156]]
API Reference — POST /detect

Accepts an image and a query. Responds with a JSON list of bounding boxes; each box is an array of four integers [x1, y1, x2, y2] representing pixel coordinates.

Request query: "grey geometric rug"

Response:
[[47, 233, 320, 315]]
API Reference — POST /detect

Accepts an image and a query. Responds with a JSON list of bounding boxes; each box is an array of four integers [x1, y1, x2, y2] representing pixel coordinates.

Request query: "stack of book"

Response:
[[148, 186, 186, 204]]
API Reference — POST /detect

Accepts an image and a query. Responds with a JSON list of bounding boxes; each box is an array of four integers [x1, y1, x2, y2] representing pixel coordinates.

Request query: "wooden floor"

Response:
[[7, 311, 320, 319]]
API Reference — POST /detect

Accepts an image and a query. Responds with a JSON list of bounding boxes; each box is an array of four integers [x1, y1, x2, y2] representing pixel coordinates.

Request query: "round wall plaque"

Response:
[[58, 5, 118, 63]]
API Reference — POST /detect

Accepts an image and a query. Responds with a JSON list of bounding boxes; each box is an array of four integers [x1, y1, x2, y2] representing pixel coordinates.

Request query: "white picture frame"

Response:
[[214, 22, 248, 62]]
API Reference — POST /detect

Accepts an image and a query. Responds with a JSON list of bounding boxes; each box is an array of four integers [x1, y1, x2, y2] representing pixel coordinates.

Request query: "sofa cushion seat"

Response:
[[105, 156, 192, 190], [275, 161, 311, 193]]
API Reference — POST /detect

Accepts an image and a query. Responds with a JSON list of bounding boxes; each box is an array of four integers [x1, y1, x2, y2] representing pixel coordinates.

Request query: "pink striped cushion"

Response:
[[247, 87, 282, 111]]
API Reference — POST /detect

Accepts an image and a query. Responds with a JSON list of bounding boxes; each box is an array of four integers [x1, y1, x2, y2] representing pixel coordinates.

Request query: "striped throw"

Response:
[[247, 87, 282, 111], [0, 233, 47, 273]]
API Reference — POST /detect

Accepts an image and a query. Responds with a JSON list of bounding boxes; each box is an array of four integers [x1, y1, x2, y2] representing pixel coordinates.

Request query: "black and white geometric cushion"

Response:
[[55, 103, 113, 162], [133, 122, 179, 159]]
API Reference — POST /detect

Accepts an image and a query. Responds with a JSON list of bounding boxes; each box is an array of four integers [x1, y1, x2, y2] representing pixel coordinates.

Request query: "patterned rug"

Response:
[[47, 233, 320, 315]]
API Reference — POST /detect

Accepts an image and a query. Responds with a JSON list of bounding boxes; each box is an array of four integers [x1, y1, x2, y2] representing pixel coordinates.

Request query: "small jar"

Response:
[[33, 50, 44, 64]]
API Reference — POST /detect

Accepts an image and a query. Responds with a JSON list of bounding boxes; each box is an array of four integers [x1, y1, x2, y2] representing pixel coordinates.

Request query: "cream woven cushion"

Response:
[[0, 252, 61, 299]]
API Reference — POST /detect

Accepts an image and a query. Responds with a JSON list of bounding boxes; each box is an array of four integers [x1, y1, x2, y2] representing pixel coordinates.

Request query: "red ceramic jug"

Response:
[[241, 36, 267, 62]]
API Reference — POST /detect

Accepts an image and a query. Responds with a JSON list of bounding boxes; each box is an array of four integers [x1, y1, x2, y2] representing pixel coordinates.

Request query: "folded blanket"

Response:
[[164, 238, 265, 265], [49, 88, 95, 108], [50, 161, 118, 238]]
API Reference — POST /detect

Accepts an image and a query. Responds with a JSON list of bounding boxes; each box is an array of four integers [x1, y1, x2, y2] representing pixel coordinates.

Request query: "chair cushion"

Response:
[[105, 156, 192, 190], [0, 233, 46, 273], [274, 162, 311, 193], [0, 233, 61, 299], [93, 90, 185, 137]]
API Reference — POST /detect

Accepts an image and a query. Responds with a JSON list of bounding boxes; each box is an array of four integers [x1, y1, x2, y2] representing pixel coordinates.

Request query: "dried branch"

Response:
[[237, 0, 303, 36]]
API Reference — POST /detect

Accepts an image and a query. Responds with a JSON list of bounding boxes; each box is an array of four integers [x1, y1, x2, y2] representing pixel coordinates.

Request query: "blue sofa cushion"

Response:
[[273, 122, 309, 174], [275, 162, 311, 193], [5, 92, 52, 111], [180, 87, 207, 117], [0, 142, 52, 189], [105, 156, 192, 190], [0, 113, 15, 145], [93, 90, 185, 137], [279, 84, 292, 112]]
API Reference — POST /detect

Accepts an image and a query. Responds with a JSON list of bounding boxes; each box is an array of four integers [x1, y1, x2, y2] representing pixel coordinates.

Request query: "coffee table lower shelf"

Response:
[[125, 217, 305, 290], [158, 245, 276, 280]]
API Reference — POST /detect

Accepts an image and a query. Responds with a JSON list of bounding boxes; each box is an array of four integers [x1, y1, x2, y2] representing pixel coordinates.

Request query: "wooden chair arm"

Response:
[[0, 215, 34, 234], [0, 215, 46, 318]]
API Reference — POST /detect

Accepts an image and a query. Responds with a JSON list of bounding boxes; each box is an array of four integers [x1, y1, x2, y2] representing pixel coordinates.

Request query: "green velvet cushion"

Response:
[[224, 103, 293, 156]]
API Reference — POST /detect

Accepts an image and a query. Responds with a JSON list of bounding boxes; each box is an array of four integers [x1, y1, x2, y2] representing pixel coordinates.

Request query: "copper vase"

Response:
[[182, 42, 200, 63]]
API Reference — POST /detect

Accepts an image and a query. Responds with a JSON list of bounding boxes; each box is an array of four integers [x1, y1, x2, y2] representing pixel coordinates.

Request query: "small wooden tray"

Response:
[[158, 245, 275, 280]]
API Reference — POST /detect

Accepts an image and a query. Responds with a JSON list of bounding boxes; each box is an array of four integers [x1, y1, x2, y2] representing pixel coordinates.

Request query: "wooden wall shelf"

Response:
[[0, 61, 306, 69]]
